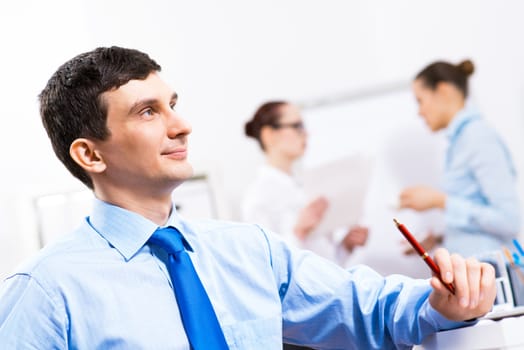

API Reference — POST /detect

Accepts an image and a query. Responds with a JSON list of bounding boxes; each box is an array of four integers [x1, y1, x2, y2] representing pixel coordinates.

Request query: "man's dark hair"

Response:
[[39, 46, 161, 189]]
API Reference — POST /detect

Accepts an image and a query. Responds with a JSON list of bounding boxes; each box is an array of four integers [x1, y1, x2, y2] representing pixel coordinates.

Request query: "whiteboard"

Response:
[[301, 88, 419, 167]]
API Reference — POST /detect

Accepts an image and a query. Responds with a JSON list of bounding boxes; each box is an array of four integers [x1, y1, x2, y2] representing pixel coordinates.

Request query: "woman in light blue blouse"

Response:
[[399, 59, 521, 257]]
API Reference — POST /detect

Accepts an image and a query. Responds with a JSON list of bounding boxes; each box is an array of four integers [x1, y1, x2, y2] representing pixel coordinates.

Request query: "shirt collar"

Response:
[[88, 198, 195, 261], [445, 106, 481, 141], [260, 163, 296, 184]]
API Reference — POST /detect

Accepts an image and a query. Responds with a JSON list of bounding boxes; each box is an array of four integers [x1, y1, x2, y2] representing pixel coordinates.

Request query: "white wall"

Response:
[[1, 0, 524, 279]]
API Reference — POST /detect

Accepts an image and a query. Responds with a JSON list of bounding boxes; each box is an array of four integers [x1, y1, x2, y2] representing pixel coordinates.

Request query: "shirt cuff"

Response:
[[445, 195, 472, 229], [331, 227, 347, 244], [424, 300, 477, 332]]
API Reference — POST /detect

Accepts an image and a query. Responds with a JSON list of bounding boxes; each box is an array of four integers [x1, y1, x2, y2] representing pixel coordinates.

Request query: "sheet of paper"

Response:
[[299, 154, 374, 237]]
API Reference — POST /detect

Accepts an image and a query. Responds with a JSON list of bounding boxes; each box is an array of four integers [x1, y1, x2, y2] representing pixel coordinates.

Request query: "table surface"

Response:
[[415, 314, 524, 350]]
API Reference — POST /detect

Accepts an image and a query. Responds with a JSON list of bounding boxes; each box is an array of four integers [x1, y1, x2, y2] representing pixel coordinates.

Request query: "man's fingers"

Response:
[[430, 275, 450, 295], [480, 262, 496, 303], [433, 248, 453, 283], [451, 253, 469, 308], [465, 258, 481, 308], [429, 250, 498, 321]]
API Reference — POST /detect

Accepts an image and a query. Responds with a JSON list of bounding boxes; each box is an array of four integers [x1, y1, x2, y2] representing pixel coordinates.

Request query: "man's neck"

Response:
[[94, 186, 174, 226]]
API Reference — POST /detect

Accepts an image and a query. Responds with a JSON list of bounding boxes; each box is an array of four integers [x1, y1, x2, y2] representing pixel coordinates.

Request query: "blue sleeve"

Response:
[[0, 274, 67, 349], [265, 231, 465, 349], [445, 125, 520, 237]]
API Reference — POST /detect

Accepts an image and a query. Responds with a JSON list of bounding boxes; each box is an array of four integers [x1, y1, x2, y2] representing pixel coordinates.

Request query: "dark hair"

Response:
[[39, 46, 161, 189], [415, 59, 475, 97], [244, 101, 288, 150]]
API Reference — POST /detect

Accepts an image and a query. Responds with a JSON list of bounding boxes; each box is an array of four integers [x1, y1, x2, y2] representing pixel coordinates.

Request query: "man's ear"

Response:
[[69, 138, 106, 174]]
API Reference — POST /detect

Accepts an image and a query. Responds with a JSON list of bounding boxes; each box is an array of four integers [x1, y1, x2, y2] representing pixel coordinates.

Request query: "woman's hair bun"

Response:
[[245, 119, 256, 138], [457, 59, 475, 76]]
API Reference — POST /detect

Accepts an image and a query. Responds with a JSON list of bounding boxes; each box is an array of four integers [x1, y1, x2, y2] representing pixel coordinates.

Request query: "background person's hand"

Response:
[[428, 248, 497, 321], [294, 196, 329, 240], [342, 225, 369, 252], [399, 185, 446, 211], [402, 231, 443, 255]]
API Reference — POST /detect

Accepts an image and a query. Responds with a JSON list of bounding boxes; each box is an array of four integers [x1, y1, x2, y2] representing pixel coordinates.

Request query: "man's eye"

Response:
[[170, 103, 176, 110], [141, 108, 154, 117]]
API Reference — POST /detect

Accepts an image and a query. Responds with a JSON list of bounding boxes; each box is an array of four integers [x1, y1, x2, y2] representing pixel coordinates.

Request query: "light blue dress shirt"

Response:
[[0, 199, 465, 349], [442, 107, 521, 257]]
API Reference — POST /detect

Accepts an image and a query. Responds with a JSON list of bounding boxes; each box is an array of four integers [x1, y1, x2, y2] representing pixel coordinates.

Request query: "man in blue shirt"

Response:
[[0, 47, 496, 349]]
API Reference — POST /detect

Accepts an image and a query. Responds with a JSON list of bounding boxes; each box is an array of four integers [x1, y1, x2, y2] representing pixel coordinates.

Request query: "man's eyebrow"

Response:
[[128, 98, 157, 115], [128, 92, 178, 115]]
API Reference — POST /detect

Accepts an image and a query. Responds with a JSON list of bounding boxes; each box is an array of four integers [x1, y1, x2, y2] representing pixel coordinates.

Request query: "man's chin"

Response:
[[173, 163, 194, 182]]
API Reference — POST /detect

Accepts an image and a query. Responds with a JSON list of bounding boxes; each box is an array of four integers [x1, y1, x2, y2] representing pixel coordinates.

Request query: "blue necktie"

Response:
[[149, 227, 228, 349]]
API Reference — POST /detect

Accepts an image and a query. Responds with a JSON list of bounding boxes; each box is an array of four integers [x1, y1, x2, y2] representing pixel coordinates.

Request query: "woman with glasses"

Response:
[[242, 101, 369, 264], [399, 60, 521, 257]]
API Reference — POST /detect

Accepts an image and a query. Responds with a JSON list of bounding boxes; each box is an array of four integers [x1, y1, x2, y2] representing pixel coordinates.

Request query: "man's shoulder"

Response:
[[183, 218, 281, 250], [9, 221, 104, 279], [184, 218, 266, 237], [183, 218, 289, 257]]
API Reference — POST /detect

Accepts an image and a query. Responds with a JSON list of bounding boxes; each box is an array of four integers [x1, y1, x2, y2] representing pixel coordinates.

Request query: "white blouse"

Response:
[[242, 164, 348, 264]]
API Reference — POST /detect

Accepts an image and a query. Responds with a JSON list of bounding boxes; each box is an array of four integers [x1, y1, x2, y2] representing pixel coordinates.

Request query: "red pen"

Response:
[[393, 218, 455, 294]]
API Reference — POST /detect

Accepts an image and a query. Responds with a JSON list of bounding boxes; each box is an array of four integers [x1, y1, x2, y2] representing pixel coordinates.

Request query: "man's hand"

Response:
[[399, 186, 446, 211], [428, 248, 497, 321]]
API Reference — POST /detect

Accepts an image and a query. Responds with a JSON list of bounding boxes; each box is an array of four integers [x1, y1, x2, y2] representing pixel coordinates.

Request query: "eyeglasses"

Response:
[[270, 121, 305, 131]]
